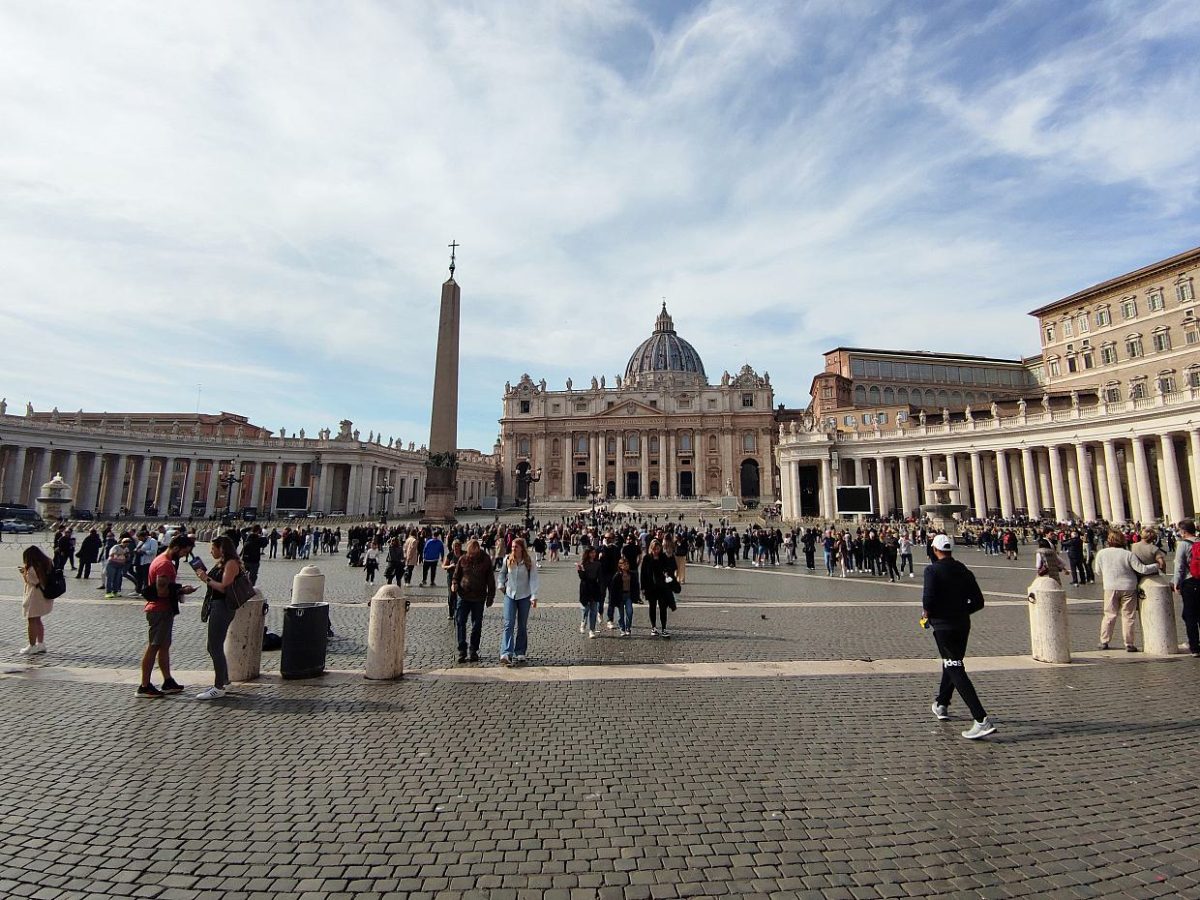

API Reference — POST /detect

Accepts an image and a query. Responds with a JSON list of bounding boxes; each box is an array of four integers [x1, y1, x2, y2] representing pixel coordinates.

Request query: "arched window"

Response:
[[649, 436, 659, 454], [679, 432, 692, 451], [923, 389, 935, 406], [709, 434, 717, 451], [517, 438, 530, 457], [607, 437, 616, 454], [868, 386, 881, 405], [627, 433, 640, 453], [950, 391, 963, 406], [551, 438, 560, 457], [742, 432, 756, 452], [575, 435, 588, 454], [897, 387, 909, 404], [854, 385, 867, 404], [936, 390, 949, 406], [883, 387, 895, 404]]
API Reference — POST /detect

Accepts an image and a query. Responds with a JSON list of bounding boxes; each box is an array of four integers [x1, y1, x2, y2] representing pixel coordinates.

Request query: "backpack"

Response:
[[1188, 541, 1200, 580], [41, 567, 67, 601]]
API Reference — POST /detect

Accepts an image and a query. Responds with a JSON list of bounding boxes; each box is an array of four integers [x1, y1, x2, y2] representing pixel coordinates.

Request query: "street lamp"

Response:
[[584, 481, 602, 529], [220, 459, 244, 525], [376, 477, 394, 525], [514, 465, 542, 531]]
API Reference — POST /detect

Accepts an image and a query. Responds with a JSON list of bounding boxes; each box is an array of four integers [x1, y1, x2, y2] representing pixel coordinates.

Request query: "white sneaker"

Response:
[[17, 645, 35, 656], [588, 630, 596, 639], [606, 621, 614, 630], [30, 643, 46, 655], [651, 628, 659, 636], [961, 718, 996, 740], [931, 702, 950, 721], [196, 686, 227, 700], [515, 655, 527, 662], [579, 622, 585, 634]]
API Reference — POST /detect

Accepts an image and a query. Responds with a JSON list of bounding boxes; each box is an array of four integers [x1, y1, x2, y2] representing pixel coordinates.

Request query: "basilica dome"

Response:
[[624, 304, 707, 386]]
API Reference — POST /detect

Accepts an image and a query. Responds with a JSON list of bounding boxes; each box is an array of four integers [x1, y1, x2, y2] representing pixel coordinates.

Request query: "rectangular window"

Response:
[[844, 416, 855, 426], [679, 434, 692, 451], [861, 413, 872, 425], [1101, 345, 1118, 365], [1066, 356, 1077, 373], [1096, 307, 1111, 327], [551, 403, 560, 413], [519, 400, 531, 414], [1044, 325, 1056, 344], [649, 400, 658, 408], [1148, 290, 1165, 311], [1082, 352, 1094, 370], [1187, 329, 1200, 346], [933, 365, 946, 382], [1131, 381, 1147, 400], [877, 412, 889, 424], [1063, 319, 1074, 337], [865, 361, 880, 377], [575, 401, 588, 412], [1121, 299, 1137, 319], [1153, 331, 1171, 352], [741, 393, 754, 408], [1189, 370, 1200, 388], [742, 433, 756, 452], [1178, 280, 1196, 302], [1160, 375, 1177, 393], [1126, 338, 1143, 358], [677, 398, 691, 409], [851, 359, 866, 377], [1048, 359, 1061, 376], [1077, 314, 1089, 333], [879, 361, 893, 377], [1105, 386, 1121, 403]]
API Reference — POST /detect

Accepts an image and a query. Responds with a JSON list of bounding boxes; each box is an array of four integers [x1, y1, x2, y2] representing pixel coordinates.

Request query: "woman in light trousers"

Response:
[[498, 538, 539, 666]]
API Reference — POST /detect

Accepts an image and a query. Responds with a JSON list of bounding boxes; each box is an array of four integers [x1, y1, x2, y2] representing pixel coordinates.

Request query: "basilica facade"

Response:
[[498, 305, 777, 504]]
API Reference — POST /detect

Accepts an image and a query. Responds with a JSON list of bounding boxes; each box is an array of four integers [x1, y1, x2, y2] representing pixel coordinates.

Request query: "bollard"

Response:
[[292, 565, 326, 604], [225, 594, 265, 681], [365, 585, 409, 680], [1027, 575, 1071, 663], [1139, 577, 1180, 656]]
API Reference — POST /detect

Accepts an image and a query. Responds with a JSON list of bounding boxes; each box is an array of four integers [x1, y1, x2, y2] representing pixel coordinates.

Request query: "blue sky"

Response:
[[2, 0, 1198, 451]]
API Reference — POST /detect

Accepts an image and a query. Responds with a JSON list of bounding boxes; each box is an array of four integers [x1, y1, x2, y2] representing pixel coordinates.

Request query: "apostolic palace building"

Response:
[[0, 408, 499, 519], [498, 304, 777, 504], [777, 245, 1200, 525]]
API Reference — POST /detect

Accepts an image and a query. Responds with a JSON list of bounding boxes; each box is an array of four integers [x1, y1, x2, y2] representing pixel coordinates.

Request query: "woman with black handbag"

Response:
[[192, 536, 248, 700], [640, 539, 679, 639], [17, 546, 55, 656]]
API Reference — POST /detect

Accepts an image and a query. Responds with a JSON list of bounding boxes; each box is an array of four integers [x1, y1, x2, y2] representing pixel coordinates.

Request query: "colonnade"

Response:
[[784, 429, 1200, 525]]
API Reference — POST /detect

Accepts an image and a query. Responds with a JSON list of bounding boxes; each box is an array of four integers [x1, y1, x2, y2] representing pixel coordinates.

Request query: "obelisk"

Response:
[[421, 242, 461, 524]]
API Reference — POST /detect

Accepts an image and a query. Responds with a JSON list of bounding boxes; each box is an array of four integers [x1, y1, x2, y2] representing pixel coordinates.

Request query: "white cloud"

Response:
[[0, 0, 1197, 451]]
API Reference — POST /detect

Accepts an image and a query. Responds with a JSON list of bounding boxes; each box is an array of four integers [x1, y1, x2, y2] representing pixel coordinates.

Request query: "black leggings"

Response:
[[647, 593, 670, 630], [933, 627, 986, 722]]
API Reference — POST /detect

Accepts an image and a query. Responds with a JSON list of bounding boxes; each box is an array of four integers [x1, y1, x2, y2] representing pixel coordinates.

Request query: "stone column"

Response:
[[819, 458, 834, 519], [1093, 446, 1112, 521], [920, 454, 934, 503], [945, 453, 960, 503], [721, 428, 734, 495], [62, 451, 80, 509], [877, 458, 894, 517], [1064, 451, 1083, 520], [32, 448, 52, 497], [1074, 444, 1097, 522], [1020, 447, 1038, 516], [780, 457, 795, 519], [591, 433, 601, 490], [995, 449, 1014, 519], [8, 446, 28, 504], [639, 431, 649, 499], [852, 457, 864, 486], [982, 454, 999, 514], [180, 459, 197, 517], [1103, 439, 1126, 523], [897, 456, 914, 518], [1047, 445, 1069, 521], [1131, 437, 1157, 523], [1036, 449, 1053, 515], [969, 450, 987, 519], [1160, 433, 1185, 525], [158, 457, 176, 511], [248, 461, 263, 510], [133, 456, 152, 516], [667, 431, 676, 498], [204, 460, 221, 518], [108, 454, 130, 515], [615, 432, 625, 498]]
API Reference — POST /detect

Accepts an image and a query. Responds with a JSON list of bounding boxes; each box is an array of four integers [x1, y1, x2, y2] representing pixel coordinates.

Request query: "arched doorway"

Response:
[[649, 480, 659, 498], [678, 471, 694, 497], [739, 459, 760, 499], [574, 472, 588, 498], [625, 471, 640, 498], [516, 460, 531, 501], [605, 480, 616, 498]]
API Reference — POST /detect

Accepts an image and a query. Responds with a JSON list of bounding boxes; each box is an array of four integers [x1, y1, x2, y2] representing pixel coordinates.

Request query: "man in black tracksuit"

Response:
[[923, 534, 995, 740]]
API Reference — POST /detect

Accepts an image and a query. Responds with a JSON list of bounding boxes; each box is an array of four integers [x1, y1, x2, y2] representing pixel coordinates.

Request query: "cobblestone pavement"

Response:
[[1, 532, 1198, 899]]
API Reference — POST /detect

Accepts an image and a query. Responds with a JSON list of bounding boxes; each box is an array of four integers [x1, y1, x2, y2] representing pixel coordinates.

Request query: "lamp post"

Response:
[[514, 465, 542, 531], [584, 481, 602, 530], [220, 460, 244, 526], [376, 476, 394, 526]]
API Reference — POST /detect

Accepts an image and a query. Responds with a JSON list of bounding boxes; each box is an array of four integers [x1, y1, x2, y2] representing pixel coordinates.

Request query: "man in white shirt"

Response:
[[135, 532, 159, 595]]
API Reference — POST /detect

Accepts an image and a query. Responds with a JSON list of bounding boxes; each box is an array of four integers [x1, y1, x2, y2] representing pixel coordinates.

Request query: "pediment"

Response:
[[596, 399, 662, 418]]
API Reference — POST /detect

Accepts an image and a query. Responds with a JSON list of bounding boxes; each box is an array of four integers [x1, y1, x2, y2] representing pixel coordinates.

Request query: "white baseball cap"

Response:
[[931, 534, 953, 552]]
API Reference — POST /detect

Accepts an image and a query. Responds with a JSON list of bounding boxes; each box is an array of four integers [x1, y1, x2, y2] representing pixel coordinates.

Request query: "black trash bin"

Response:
[[281, 602, 330, 679]]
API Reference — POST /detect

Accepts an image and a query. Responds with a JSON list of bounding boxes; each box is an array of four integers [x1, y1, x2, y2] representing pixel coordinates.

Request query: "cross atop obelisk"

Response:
[[421, 243, 462, 523]]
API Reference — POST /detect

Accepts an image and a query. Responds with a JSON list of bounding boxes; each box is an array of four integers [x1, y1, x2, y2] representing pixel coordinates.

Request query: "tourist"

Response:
[[576, 547, 604, 638], [673, 533, 689, 584], [922, 535, 994, 739], [103, 537, 129, 598], [608, 555, 640, 636], [403, 529, 420, 585], [640, 538, 678, 638], [76, 528, 101, 580], [898, 532, 914, 578], [1094, 530, 1159, 652], [193, 536, 245, 699], [241, 524, 266, 585], [17, 546, 54, 656], [450, 538, 496, 663], [1173, 519, 1200, 657], [138, 534, 196, 698], [1034, 537, 1067, 583], [421, 530, 445, 586], [498, 537, 539, 665], [364, 543, 379, 583], [384, 535, 404, 586], [442, 539, 463, 619]]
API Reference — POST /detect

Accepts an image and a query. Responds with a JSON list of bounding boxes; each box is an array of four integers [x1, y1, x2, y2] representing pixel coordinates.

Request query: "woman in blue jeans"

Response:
[[498, 537, 538, 666], [607, 556, 640, 636]]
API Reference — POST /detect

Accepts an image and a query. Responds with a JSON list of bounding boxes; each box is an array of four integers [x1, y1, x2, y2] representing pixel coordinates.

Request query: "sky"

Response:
[[2, 0, 1199, 452]]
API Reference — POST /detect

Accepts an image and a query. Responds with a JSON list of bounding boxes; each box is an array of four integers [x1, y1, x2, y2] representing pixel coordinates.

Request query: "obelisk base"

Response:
[[420, 466, 458, 524]]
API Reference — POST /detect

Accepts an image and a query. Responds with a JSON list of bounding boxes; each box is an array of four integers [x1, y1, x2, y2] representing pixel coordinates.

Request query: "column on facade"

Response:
[[721, 429, 734, 496], [62, 451, 80, 509], [1074, 444, 1097, 522], [994, 450, 1013, 519], [1159, 433, 1185, 525], [1093, 445, 1111, 521], [1020, 447, 1038, 516], [852, 458, 864, 486], [819, 458, 834, 519], [779, 458, 795, 519], [108, 455, 130, 515], [1063, 451, 1083, 520], [6, 446, 27, 504], [897, 455, 914, 517], [31, 447, 52, 496], [1102, 439, 1126, 523], [968, 450, 987, 519], [203, 460, 221, 517], [131, 455, 151, 516], [1124, 444, 1142, 524], [920, 454, 934, 503], [180, 458, 198, 516], [1130, 436, 1156, 523], [1046, 445, 1069, 520], [942, 453, 958, 505], [157, 457, 176, 511], [590, 433, 601, 491], [1036, 449, 1053, 514], [877, 457, 894, 517], [982, 454, 999, 515], [639, 431, 649, 500], [248, 461, 263, 509], [615, 432, 625, 499], [667, 431, 676, 498]]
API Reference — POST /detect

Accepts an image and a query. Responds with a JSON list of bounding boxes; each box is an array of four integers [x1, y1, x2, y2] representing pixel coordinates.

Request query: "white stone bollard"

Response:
[[1139, 577, 1180, 656], [225, 595, 265, 681], [1027, 575, 1071, 663], [366, 585, 408, 680], [292, 565, 326, 605]]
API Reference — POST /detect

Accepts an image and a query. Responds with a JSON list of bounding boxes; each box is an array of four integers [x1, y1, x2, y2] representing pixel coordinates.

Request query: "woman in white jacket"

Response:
[[498, 538, 539, 666], [1094, 530, 1159, 652]]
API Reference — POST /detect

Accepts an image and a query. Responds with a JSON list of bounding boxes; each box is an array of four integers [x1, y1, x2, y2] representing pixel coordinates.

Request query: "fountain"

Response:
[[919, 472, 967, 537]]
